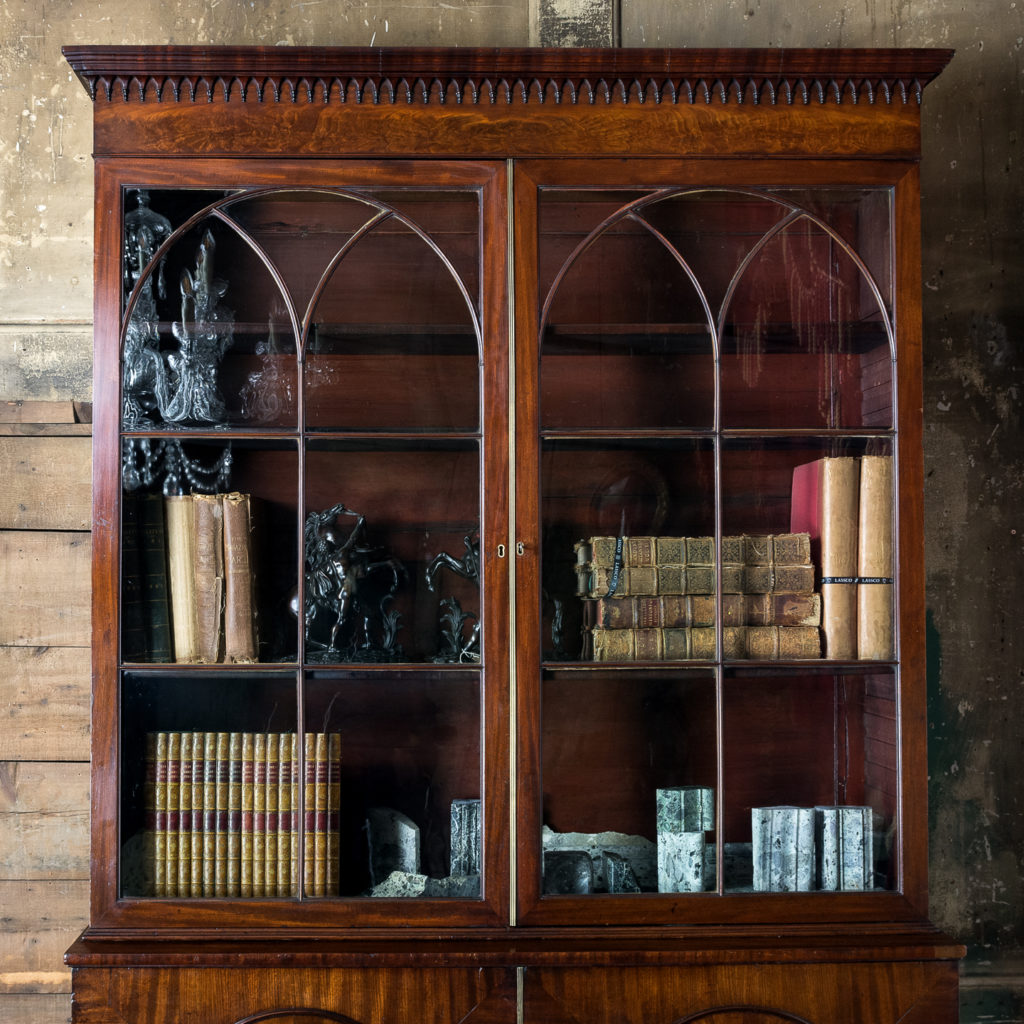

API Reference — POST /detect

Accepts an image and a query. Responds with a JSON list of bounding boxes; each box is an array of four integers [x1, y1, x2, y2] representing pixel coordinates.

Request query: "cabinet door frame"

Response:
[[90, 157, 513, 933], [511, 157, 929, 929]]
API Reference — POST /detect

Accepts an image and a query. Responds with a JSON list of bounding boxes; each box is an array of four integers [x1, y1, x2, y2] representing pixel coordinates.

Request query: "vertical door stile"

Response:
[[506, 158, 519, 926]]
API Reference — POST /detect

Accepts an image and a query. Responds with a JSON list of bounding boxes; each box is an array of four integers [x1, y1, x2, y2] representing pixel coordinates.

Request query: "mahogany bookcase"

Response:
[[63, 45, 962, 1023]]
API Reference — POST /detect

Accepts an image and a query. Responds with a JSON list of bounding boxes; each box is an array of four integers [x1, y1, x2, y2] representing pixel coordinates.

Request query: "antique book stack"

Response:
[[791, 454, 894, 660], [164, 491, 259, 664], [143, 731, 341, 898], [576, 532, 821, 661]]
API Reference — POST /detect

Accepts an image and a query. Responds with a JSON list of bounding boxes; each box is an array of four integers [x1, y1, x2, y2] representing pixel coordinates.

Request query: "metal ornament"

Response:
[[296, 504, 406, 663], [426, 532, 481, 663], [122, 190, 234, 429]]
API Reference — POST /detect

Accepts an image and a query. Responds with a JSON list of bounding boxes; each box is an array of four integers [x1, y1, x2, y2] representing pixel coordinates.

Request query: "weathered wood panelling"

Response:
[[0, 437, 91, 531], [0, 405, 93, 1024], [0, 647, 90, 762], [0, 532, 91, 647], [0, 762, 90, 879], [0, 994, 73, 1024], [0, 880, 87, 993]]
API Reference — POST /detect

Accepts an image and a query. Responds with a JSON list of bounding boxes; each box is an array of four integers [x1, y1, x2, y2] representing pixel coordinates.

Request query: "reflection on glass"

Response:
[[300, 191, 481, 432], [537, 187, 894, 434], [541, 670, 716, 895], [721, 668, 896, 893], [719, 211, 892, 430]]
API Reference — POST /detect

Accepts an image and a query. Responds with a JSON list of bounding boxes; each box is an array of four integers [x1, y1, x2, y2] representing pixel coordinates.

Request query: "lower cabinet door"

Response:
[[522, 962, 960, 1024], [71, 966, 518, 1024]]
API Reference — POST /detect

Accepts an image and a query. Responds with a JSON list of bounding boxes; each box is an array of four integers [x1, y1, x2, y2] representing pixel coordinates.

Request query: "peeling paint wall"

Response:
[[1, 1, 1021, 1020]]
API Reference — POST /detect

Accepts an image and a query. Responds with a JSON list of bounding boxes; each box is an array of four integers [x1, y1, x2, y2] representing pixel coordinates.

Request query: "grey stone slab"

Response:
[[366, 807, 420, 885], [657, 830, 706, 892], [656, 786, 715, 833], [752, 806, 815, 892], [542, 825, 656, 891], [602, 851, 641, 893], [543, 850, 594, 894], [815, 805, 873, 891], [423, 874, 481, 898], [450, 798, 481, 877], [367, 870, 427, 898]]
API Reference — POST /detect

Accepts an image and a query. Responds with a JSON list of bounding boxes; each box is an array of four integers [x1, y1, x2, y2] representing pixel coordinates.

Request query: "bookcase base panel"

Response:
[[69, 955, 960, 1024]]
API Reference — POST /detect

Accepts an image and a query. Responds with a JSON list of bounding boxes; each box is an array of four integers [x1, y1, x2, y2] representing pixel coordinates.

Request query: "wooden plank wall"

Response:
[[0, 401, 92, 1024]]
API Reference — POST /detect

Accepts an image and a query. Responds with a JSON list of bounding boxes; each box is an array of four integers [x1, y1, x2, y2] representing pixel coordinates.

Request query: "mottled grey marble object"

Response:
[[657, 831, 706, 892], [424, 874, 481, 898], [366, 807, 421, 885], [450, 799, 481, 877], [752, 805, 815, 892], [656, 786, 715, 833], [543, 850, 594, 894], [541, 826, 656, 891], [602, 851, 641, 893], [656, 787, 714, 893], [368, 870, 428, 898], [815, 805, 873, 891]]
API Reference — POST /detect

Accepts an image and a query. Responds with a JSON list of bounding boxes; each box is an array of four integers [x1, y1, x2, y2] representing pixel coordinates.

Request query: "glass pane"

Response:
[[541, 669, 716, 895], [720, 199, 893, 431], [539, 190, 715, 432], [122, 193, 299, 431], [721, 667, 896, 893], [542, 439, 715, 663], [303, 191, 481, 432], [303, 440, 480, 665], [720, 438, 895, 663], [120, 439, 300, 666], [306, 669, 481, 898], [120, 670, 299, 899]]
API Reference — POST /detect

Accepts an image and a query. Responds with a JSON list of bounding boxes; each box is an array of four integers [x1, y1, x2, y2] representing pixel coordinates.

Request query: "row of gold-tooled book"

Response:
[[575, 532, 821, 661], [145, 731, 340, 898]]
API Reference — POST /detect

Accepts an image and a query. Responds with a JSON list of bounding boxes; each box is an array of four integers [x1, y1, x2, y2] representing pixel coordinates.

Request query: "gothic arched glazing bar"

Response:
[[538, 187, 720, 361], [123, 187, 484, 367], [715, 195, 896, 361]]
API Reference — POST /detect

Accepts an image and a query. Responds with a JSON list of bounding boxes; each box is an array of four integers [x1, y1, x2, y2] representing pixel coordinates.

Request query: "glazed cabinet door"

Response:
[[91, 159, 511, 931], [512, 160, 926, 927]]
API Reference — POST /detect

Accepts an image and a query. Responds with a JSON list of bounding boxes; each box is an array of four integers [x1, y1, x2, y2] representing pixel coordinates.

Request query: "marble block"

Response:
[[366, 807, 420, 885], [450, 799, 482, 877], [541, 826, 656, 891], [424, 874, 481, 898], [543, 850, 594, 894], [815, 805, 873, 891], [752, 805, 815, 892], [368, 870, 427, 898], [602, 851, 641, 893], [657, 830, 706, 892], [656, 786, 715, 834]]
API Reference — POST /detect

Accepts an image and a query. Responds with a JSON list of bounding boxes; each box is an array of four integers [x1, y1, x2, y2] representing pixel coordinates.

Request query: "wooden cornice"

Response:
[[62, 46, 953, 107]]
